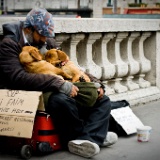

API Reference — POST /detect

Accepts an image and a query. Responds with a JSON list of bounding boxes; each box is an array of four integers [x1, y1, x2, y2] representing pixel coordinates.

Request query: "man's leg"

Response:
[[45, 92, 84, 148], [76, 95, 112, 145]]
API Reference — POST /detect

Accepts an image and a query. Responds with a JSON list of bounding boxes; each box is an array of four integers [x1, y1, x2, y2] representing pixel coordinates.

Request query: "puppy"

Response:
[[45, 49, 91, 82], [19, 46, 72, 80]]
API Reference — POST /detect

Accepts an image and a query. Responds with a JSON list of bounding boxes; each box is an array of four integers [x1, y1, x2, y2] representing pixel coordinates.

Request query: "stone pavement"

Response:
[[0, 99, 160, 160]]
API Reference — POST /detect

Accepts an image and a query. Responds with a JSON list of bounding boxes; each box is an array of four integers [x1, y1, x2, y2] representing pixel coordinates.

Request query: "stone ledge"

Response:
[[130, 93, 160, 107], [109, 86, 160, 107], [0, 17, 160, 35]]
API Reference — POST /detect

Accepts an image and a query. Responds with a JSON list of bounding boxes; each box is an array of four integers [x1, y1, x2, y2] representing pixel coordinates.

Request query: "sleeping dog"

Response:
[[19, 46, 72, 80], [45, 49, 91, 82]]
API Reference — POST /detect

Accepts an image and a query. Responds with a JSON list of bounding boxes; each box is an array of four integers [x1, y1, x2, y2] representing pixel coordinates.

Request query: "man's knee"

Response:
[[98, 95, 111, 112], [49, 92, 68, 102], [47, 93, 76, 110]]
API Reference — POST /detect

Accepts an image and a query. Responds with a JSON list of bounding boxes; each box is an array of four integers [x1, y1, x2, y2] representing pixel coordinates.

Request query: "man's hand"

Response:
[[97, 87, 104, 99], [70, 85, 79, 97]]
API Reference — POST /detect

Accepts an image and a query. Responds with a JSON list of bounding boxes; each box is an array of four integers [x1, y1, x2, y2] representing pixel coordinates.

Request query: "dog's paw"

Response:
[[79, 76, 86, 82]]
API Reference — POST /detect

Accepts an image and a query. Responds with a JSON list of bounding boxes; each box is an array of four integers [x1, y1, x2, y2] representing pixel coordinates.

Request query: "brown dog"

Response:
[[45, 49, 91, 82], [19, 46, 72, 80]]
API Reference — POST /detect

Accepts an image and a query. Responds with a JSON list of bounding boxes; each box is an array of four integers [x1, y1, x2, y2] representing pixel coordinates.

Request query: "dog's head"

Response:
[[45, 49, 69, 67], [19, 46, 42, 64]]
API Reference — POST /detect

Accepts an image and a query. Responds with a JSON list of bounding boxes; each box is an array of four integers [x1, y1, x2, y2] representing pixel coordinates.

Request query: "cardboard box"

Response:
[[0, 89, 45, 138]]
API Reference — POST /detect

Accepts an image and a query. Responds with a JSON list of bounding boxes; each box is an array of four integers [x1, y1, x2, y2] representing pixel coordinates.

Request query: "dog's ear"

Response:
[[56, 50, 68, 61], [29, 49, 42, 61]]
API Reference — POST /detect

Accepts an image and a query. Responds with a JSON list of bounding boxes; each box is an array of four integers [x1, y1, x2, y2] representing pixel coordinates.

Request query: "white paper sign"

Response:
[[111, 106, 144, 135]]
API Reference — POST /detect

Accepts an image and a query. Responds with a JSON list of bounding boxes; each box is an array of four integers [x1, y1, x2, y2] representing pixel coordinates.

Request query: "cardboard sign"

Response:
[[0, 89, 44, 138], [111, 106, 144, 135]]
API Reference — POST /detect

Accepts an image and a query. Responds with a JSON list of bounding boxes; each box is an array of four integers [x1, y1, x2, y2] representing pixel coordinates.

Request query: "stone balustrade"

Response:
[[0, 17, 160, 106]]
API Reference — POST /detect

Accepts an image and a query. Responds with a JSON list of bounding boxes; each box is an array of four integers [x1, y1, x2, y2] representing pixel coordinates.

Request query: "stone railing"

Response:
[[0, 17, 160, 106]]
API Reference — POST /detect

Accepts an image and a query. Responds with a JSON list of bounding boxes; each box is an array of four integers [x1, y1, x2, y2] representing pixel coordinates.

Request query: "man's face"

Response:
[[33, 30, 46, 45], [24, 28, 47, 47], [32, 30, 47, 46]]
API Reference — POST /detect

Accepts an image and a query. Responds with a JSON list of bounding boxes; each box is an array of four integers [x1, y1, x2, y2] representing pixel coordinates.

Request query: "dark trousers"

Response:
[[46, 93, 111, 148]]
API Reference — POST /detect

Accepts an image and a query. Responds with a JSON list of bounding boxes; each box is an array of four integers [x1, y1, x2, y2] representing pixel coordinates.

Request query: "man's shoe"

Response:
[[68, 140, 100, 158], [101, 132, 118, 147]]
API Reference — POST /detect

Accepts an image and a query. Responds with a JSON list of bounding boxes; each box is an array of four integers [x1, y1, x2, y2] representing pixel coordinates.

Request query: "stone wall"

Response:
[[0, 17, 160, 107]]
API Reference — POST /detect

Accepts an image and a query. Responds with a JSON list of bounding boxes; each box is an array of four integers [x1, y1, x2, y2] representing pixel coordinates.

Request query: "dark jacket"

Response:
[[0, 21, 64, 92]]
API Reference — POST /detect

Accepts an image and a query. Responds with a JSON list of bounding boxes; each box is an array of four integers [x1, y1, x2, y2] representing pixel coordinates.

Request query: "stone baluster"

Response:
[[94, 33, 116, 95], [66, 34, 85, 66], [123, 32, 140, 90], [110, 32, 129, 93], [156, 31, 160, 88], [134, 32, 152, 88], [55, 34, 70, 49], [78, 33, 102, 79]]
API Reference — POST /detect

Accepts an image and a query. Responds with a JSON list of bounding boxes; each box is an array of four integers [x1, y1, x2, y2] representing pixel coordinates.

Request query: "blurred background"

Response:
[[0, 0, 160, 18]]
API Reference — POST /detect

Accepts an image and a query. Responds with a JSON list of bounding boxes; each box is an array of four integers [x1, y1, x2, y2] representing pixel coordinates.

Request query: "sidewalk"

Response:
[[1, 100, 160, 160]]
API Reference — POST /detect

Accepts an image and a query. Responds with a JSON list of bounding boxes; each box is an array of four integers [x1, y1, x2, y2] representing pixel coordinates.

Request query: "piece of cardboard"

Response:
[[0, 89, 45, 138], [111, 106, 144, 135]]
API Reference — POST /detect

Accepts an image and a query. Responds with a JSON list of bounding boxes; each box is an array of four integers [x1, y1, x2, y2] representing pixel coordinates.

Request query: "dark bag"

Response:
[[109, 100, 130, 136]]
